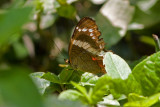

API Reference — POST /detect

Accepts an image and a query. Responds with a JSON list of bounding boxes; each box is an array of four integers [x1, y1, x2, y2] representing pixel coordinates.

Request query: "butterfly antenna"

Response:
[[49, 37, 66, 60], [75, 15, 80, 22]]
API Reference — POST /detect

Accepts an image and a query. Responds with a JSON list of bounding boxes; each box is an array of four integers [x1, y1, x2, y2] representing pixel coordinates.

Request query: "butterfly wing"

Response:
[[69, 17, 106, 74]]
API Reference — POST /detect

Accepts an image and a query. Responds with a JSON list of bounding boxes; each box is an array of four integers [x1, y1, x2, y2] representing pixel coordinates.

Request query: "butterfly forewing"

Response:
[[68, 17, 106, 74]]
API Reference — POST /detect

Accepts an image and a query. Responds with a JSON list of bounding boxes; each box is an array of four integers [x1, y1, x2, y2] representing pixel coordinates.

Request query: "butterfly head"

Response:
[[64, 59, 70, 64]]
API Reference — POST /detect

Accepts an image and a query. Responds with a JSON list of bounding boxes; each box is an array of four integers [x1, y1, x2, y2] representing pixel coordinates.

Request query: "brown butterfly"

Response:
[[67, 17, 106, 75]]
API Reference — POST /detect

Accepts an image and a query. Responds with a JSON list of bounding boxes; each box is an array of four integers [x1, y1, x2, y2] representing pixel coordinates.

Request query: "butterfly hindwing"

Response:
[[68, 17, 106, 74]]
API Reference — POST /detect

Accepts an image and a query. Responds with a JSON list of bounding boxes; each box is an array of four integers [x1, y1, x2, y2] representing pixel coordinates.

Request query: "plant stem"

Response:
[[152, 34, 160, 52]]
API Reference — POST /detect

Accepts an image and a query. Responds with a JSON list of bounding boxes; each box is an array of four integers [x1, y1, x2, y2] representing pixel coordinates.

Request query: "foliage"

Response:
[[0, 0, 160, 107]]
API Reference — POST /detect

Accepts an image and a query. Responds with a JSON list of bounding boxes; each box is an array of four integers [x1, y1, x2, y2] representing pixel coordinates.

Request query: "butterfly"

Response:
[[66, 17, 106, 75]]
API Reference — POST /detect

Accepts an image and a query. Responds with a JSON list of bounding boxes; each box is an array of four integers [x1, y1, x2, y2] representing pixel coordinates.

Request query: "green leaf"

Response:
[[41, 72, 61, 83], [59, 66, 74, 83], [44, 83, 62, 95], [98, 94, 120, 106], [57, 4, 76, 19], [59, 90, 82, 101], [124, 93, 160, 106], [71, 82, 91, 104], [71, 82, 88, 96], [132, 51, 160, 96], [103, 52, 132, 80], [81, 72, 99, 86], [44, 95, 87, 107], [0, 66, 42, 107], [68, 70, 82, 83], [30, 72, 50, 95], [0, 7, 32, 46], [90, 76, 109, 104], [98, 75, 141, 98], [128, 93, 147, 102]]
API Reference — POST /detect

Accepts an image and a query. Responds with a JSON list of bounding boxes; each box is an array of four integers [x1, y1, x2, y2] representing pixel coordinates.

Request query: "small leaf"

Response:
[[44, 95, 87, 107], [81, 72, 99, 86], [124, 93, 160, 106], [71, 82, 88, 96], [59, 66, 74, 83], [68, 70, 82, 83], [30, 72, 50, 95], [98, 94, 120, 106], [128, 93, 147, 102], [41, 72, 60, 83], [103, 52, 132, 80], [59, 90, 82, 101], [57, 4, 76, 19], [90, 76, 109, 104]]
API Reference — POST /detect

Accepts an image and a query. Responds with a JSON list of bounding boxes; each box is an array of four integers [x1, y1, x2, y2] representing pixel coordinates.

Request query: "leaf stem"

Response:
[[152, 34, 160, 52]]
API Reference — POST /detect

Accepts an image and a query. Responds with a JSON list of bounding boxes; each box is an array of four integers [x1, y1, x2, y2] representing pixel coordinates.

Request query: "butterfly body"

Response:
[[68, 17, 106, 74]]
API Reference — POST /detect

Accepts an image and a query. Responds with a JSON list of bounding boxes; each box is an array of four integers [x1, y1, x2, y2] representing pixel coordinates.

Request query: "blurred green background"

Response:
[[0, 0, 160, 106]]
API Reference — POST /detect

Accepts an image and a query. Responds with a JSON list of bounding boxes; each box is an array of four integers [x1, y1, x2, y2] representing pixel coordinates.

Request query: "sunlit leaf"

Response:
[[90, 76, 109, 104], [132, 51, 160, 96], [44, 95, 87, 107], [30, 72, 50, 95], [59, 90, 82, 101], [124, 93, 160, 106], [103, 52, 131, 80]]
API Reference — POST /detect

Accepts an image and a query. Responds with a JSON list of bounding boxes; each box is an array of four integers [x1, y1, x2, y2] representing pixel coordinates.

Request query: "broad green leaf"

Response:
[[57, 4, 76, 19], [124, 93, 160, 106], [59, 90, 82, 101], [103, 52, 132, 80], [0, 67, 42, 107], [90, 76, 109, 104], [44, 95, 87, 107], [30, 72, 50, 95], [97, 75, 141, 98], [41, 72, 61, 83], [0, 7, 32, 46], [132, 51, 160, 96]]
